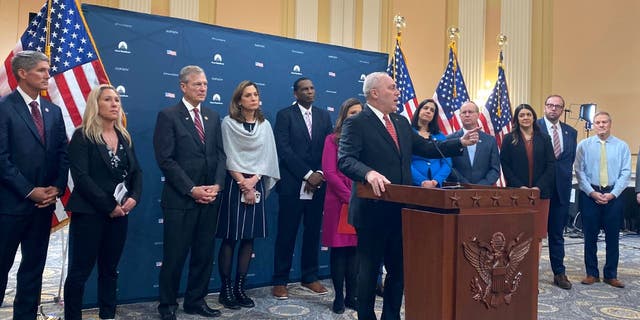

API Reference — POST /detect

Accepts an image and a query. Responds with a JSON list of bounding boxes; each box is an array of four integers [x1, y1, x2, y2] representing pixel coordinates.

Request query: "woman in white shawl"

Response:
[[216, 80, 280, 309]]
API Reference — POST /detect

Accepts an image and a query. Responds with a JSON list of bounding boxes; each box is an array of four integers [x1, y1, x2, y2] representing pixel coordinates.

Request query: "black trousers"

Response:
[[158, 202, 219, 314], [63, 212, 128, 320], [355, 208, 404, 320], [0, 208, 52, 320], [547, 193, 568, 276], [272, 194, 324, 285]]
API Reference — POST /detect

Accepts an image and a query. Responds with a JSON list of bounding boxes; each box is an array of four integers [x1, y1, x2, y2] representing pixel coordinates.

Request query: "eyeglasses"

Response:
[[545, 103, 564, 110]]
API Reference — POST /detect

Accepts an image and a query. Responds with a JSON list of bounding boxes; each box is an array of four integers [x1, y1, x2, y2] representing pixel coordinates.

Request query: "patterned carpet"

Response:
[[1, 229, 639, 319]]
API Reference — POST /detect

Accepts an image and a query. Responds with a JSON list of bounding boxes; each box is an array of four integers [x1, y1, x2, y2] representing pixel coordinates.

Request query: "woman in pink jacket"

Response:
[[321, 98, 362, 314]]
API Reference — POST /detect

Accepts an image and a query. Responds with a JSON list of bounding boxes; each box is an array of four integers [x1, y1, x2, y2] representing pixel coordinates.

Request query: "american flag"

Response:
[[432, 43, 469, 135], [481, 51, 512, 149], [386, 38, 417, 121], [0, 0, 110, 232]]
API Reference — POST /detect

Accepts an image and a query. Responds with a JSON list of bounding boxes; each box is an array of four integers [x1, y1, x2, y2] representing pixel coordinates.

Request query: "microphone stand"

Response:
[[429, 136, 464, 189]]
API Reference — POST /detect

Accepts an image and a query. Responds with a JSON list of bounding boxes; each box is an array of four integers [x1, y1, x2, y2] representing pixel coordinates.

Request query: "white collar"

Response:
[[16, 86, 41, 108]]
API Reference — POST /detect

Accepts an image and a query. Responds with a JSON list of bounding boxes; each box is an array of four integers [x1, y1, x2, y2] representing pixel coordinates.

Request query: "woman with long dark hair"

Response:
[[321, 98, 362, 313], [410, 99, 451, 188], [500, 103, 555, 239], [216, 80, 280, 309]]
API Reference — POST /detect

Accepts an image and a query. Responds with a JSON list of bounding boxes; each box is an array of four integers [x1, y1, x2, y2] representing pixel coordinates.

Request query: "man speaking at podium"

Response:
[[338, 72, 478, 320]]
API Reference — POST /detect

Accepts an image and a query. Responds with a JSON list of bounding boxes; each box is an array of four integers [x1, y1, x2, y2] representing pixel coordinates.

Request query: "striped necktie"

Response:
[[552, 124, 561, 158], [193, 107, 205, 144]]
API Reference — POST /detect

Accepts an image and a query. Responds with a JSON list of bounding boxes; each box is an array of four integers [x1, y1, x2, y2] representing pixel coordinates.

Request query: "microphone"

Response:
[[428, 136, 464, 189]]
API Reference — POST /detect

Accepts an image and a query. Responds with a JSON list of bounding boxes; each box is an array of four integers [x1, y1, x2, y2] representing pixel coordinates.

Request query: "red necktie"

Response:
[[29, 101, 45, 143], [383, 114, 399, 149], [192, 107, 205, 144]]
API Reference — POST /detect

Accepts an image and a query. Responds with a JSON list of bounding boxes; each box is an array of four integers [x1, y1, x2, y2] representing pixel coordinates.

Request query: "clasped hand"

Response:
[[191, 185, 219, 204], [591, 191, 614, 205], [29, 186, 59, 208], [304, 172, 325, 193]]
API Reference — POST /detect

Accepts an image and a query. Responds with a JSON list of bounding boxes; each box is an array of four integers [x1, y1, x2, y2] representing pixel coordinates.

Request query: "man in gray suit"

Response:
[[447, 101, 500, 185]]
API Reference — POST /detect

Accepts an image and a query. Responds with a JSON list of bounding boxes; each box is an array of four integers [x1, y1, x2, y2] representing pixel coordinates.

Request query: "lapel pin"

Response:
[[44, 108, 49, 112], [185, 117, 190, 120], [204, 116, 208, 121]]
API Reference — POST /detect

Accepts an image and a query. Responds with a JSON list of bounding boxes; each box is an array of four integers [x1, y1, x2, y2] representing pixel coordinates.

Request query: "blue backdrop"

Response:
[[81, 5, 388, 305]]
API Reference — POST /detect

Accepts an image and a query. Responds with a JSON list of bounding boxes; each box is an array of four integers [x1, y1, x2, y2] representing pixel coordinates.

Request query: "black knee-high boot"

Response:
[[219, 276, 240, 310], [234, 274, 255, 308], [330, 247, 347, 314], [344, 246, 358, 309]]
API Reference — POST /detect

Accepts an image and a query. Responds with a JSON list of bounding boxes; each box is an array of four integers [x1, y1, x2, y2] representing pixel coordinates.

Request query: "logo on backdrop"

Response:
[[359, 74, 366, 83], [290, 65, 302, 75], [166, 49, 177, 56], [115, 41, 131, 54], [116, 85, 129, 98], [328, 71, 336, 77], [164, 92, 175, 98], [255, 61, 264, 68], [211, 53, 224, 66], [210, 93, 223, 105]]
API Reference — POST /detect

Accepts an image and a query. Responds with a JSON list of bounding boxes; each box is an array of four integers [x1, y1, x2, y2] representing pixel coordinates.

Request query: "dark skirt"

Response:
[[216, 173, 267, 240]]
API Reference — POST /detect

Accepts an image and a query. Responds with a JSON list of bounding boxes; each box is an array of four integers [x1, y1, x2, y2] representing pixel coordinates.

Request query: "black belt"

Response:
[[591, 184, 614, 193]]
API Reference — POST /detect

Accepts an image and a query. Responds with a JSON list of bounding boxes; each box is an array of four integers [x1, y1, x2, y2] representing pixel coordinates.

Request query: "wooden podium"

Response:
[[357, 183, 541, 320]]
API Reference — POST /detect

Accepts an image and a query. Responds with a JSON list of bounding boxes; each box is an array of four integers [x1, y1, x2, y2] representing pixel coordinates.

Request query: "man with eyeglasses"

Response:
[[536, 95, 577, 289], [447, 101, 500, 186]]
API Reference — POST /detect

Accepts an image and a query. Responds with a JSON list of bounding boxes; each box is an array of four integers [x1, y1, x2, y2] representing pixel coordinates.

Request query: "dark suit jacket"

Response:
[[153, 101, 226, 209], [500, 131, 556, 199], [0, 90, 69, 215], [274, 103, 333, 196], [537, 119, 577, 205], [338, 105, 464, 228], [66, 129, 142, 215], [447, 130, 500, 185]]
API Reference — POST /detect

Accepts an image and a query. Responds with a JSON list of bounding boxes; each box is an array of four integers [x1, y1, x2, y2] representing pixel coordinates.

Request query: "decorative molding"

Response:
[[501, 0, 532, 106], [458, 0, 486, 100], [295, 0, 318, 41], [170, 0, 198, 21], [120, 0, 151, 13]]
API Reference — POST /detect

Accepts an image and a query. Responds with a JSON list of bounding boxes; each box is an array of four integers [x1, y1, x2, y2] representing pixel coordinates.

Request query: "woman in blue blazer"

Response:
[[64, 84, 142, 320], [410, 99, 451, 188]]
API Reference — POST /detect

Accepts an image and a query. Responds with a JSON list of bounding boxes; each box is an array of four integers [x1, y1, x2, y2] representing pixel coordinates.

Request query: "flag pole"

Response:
[[390, 15, 406, 81], [448, 26, 459, 97], [496, 34, 507, 118], [41, 0, 54, 98]]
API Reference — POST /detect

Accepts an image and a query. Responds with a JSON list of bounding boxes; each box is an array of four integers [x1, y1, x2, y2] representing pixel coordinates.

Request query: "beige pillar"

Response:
[[295, 0, 318, 41], [458, 0, 486, 101], [170, 0, 199, 20], [501, 0, 532, 106], [329, 0, 356, 47], [119, 0, 151, 13]]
